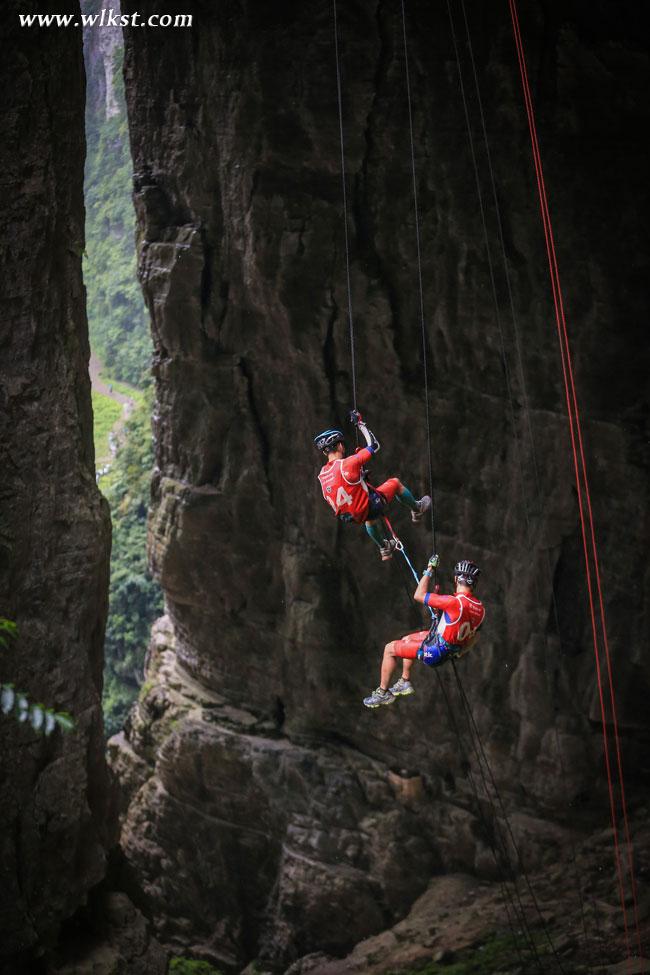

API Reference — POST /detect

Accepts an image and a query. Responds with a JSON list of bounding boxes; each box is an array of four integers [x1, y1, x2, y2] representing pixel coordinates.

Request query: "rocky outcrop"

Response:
[[0, 2, 112, 966], [114, 0, 649, 968], [277, 822, 650, 975], [112, 619, 451, 968]]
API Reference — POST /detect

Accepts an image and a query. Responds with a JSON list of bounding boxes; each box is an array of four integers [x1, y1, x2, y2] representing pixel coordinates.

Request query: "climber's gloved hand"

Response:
[[348, 409, 363, 427]]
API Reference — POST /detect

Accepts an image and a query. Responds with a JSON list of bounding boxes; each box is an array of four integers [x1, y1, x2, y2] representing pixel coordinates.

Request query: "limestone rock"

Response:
[[116, 0, 649, 967], [0, 0, 112, 966], [110, 621, 440, 969]]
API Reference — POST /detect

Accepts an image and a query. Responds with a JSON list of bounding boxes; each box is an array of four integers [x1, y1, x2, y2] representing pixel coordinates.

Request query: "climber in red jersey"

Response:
[[314, 410, 431, 561], [363, 558, 485, 707]]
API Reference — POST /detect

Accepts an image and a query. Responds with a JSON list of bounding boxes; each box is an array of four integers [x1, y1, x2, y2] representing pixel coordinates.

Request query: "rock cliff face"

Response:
[[113, 0, 649, 969], [0, 1, 112, 965]]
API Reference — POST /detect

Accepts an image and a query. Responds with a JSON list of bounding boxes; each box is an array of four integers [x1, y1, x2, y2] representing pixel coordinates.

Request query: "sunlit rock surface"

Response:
[[112, 0, 649, 968], [0, 0, 112, 965]]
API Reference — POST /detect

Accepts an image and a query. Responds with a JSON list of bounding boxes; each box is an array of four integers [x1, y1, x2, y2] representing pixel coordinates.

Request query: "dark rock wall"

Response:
[[0, 1, 112, 962], [115, 0, 649, 967]]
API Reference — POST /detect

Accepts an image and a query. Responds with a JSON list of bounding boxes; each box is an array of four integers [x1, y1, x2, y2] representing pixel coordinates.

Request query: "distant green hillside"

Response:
[[84, 21, 149, 386], [83, 5, 161, 734], [92, 390, 122, 463], [101, 392, 163, 736]]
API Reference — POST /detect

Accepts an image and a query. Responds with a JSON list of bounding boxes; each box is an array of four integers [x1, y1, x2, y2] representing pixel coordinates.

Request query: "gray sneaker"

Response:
[[389, 677, 415, 697], [379, 538, 398, 561], [411, 495, 432, 523], [363, 686, 396, 709]]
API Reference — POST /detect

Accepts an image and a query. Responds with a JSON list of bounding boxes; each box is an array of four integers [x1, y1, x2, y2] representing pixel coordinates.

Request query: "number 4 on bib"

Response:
[[336, 486, 354, 508]]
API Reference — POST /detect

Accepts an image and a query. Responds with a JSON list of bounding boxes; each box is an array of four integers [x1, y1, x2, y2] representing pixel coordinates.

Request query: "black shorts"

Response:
[[367, 489, 387, 520]]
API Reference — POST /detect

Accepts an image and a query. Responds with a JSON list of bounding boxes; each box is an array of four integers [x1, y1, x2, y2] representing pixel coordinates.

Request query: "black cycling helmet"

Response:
[[313, 428, 345, 453], [454, 560, 480, 587]]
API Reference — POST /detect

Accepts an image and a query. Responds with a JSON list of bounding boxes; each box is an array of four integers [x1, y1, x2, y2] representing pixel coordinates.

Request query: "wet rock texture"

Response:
[[0, 1, 112, 966], [115, 0, 649, 969]]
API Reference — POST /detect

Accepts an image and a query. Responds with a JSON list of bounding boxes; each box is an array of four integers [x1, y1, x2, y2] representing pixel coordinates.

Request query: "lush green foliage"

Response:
[[84, 40, 149, 385], [92, 389, 122, 462], [168, 959, 224, 975], [1, 619, 75, 736], [100, 392, 163, 736], [83, 13, 160, 734], [0, 619, 17, 649]]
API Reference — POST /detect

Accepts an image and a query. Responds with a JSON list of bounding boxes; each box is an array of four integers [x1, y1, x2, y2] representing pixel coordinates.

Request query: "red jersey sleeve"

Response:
[[342, 447, 374, 479], [424, 593, 461, 613]]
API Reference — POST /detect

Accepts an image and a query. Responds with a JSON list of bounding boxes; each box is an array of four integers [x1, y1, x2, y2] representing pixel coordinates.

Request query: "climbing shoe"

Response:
[[411, 495, 432, 523], [363, 686, 396, 709], [389, 677, 415, 697], [379, 538, 398, 561]]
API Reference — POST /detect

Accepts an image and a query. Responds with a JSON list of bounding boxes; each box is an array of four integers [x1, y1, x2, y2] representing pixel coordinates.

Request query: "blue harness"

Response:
[[417, 628, 460, 669]]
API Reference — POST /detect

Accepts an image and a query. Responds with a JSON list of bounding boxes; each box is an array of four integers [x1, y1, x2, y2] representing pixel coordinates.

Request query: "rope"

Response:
[[332, 0, 357, 410], [397, 5, 573, 967], [453, 0, 593, 962], [382, 514, 435, 619], [452, 661, 567, 973], [399, 0, 436, 557], [434, 671, 538, 971], [392, 549, 544, 970], [508, 0, 641, 958], [385, 496, 551, 966], [444, 0, 533, 546]]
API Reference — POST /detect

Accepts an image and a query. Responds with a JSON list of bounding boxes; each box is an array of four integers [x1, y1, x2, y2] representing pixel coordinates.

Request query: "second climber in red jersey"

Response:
[[363, 558, 485, 707], [314, 410, 431, 561]]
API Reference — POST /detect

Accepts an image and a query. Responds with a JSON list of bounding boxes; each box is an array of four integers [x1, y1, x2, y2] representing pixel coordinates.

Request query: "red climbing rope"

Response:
[[508, 0, 642, 960]]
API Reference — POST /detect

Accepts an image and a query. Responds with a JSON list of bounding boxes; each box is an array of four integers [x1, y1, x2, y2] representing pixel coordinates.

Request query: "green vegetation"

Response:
[[1, 619, 75, 736], [84, 32, 149, 385], [92, 390, 122, 462], [83, 9, 161, 734], [100, 391, 163, 736], [0, 619, 17, 648], [105, 376, 145, 404], [168, 959, 225, 975]]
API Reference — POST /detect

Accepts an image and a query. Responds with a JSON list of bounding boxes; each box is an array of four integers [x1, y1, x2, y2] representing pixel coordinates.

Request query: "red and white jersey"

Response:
[[425, 591, 485, 646], [318, 447, 373, 523]]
